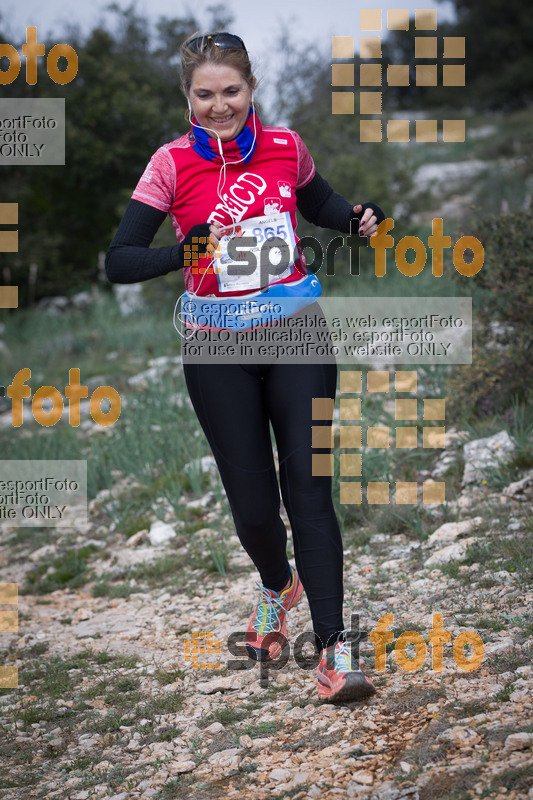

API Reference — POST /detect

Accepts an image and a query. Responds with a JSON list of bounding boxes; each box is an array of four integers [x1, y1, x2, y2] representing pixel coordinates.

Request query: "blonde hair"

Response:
[[180, 31, 257, 98]]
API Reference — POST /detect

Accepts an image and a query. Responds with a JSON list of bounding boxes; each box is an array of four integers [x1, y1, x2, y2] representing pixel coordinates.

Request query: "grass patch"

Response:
[[91, 580, 135, 598], [384, 684, 447, 714], [475, 616, 507, 633], [419, 770, 478, 800], [485, 643, 533, 674], [200, 706, 249, 728], [483, 764, 532, 796], [22, 543, 101, 595], [240, 720, 284, 738]]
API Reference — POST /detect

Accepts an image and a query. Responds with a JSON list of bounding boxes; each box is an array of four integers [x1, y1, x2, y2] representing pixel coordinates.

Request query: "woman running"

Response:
[[106, 31, 385, 703]]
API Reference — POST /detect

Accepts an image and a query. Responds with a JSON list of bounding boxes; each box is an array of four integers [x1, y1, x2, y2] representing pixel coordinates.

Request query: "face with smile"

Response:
[[188, 63, 254, 142]]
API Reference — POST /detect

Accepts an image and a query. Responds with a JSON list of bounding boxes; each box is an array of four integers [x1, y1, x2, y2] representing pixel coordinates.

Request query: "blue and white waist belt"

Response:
[[181, 273, 322, 332]]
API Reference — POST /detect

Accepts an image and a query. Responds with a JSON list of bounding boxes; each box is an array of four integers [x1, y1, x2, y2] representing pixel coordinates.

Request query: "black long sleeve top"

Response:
[[105, 171, 356, 284]]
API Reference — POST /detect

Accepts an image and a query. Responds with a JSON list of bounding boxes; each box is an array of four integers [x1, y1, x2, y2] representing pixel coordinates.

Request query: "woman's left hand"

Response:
[[353, 203, 386, 237]]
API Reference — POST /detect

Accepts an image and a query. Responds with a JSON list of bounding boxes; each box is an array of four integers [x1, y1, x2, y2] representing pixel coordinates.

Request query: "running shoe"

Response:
[[246, 564, 304, 662], [317, 629, 376, 702]]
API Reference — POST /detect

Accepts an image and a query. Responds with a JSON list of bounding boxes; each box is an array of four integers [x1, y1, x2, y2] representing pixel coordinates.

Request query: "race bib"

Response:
[[213, 212, 297, 293]]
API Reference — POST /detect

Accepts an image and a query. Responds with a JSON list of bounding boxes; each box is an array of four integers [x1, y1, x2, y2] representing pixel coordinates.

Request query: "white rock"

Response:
[[197, 676, 241, 694], [293, 771, 310, 784], [183, 455, 218, 477], [29, 544, 58, 562], [400, 761, 412, 774], [126, 738, 140, 750], [349, 769, 374, 785], [168, 760, 196, 773], [510, 689, 530, 703], [504, 732, 533, 751], [186, 491, 215, 510], [428, 517, 483, 545], [148, 355, 182, 368], [204, 722, 225, 734], [148, 520, 177, 546], [207, 747, 242, 767], [414, 160, 488, 192], [73, 607, 92, 623], [503, 469, 533, 501], [432, 451, 459, 479], [437, 726, 481, 747], [250, 737, 272, 751], [113, 283, 144, 317], [462, 430, 515, 485], [269, 768, 292, 781], [125, 529, 149, 547], [424, 537, 480, 566], [484, 638, 516, 657], [380, 559, 403, 570]]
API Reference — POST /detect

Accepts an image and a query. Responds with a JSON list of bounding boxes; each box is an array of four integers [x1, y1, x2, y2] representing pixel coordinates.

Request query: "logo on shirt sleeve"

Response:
[[140, 162, 154, 183]]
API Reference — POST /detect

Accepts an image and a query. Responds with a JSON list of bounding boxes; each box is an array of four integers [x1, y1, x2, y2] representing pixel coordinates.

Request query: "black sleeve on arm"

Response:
[[105, 198, 183, 284], [295, 171, 355, 234]]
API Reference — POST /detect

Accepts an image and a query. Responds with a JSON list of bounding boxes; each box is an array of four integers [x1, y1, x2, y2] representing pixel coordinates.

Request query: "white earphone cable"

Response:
[[174, 93, 258, 341]]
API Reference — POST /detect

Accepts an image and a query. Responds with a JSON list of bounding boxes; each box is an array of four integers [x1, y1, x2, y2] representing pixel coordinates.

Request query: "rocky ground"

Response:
[[0, 428, 532, 800]]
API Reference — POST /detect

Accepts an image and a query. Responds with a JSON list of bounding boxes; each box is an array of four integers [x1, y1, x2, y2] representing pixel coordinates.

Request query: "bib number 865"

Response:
[[252, 224, 288, 244]]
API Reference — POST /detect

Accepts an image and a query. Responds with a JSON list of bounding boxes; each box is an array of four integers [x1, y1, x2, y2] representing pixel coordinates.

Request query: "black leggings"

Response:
[[182, 348, 345, 654]]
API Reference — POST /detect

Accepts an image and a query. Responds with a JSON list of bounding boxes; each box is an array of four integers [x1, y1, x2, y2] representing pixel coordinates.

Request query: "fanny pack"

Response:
[[181, 273, 322, 332]]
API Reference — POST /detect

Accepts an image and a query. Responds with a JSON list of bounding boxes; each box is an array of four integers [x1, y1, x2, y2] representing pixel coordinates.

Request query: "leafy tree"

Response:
[[448, 210, 533, 419], [438, 0, 533, 110], [0, 5, 198, 302], [381, 19, 468, 110]]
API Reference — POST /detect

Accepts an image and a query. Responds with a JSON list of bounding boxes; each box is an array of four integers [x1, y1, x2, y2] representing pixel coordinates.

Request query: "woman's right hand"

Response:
[[178, 223, 217, 263], [209, 222, 221, 247]]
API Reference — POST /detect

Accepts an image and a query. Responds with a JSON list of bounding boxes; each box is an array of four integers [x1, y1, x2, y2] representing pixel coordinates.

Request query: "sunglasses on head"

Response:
[[187, 32, 247, 54]]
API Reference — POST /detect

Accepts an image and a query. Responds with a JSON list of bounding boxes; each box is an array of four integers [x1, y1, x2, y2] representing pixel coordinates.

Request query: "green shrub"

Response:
[[448, 210, 533, 420]]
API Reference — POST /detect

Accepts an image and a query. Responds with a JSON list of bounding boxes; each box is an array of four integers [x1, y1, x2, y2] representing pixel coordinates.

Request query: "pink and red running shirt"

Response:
[[131, 118, 316, 297]]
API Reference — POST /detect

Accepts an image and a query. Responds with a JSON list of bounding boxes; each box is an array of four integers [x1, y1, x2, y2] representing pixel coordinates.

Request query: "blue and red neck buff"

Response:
[[188, 107, 261, 164]]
